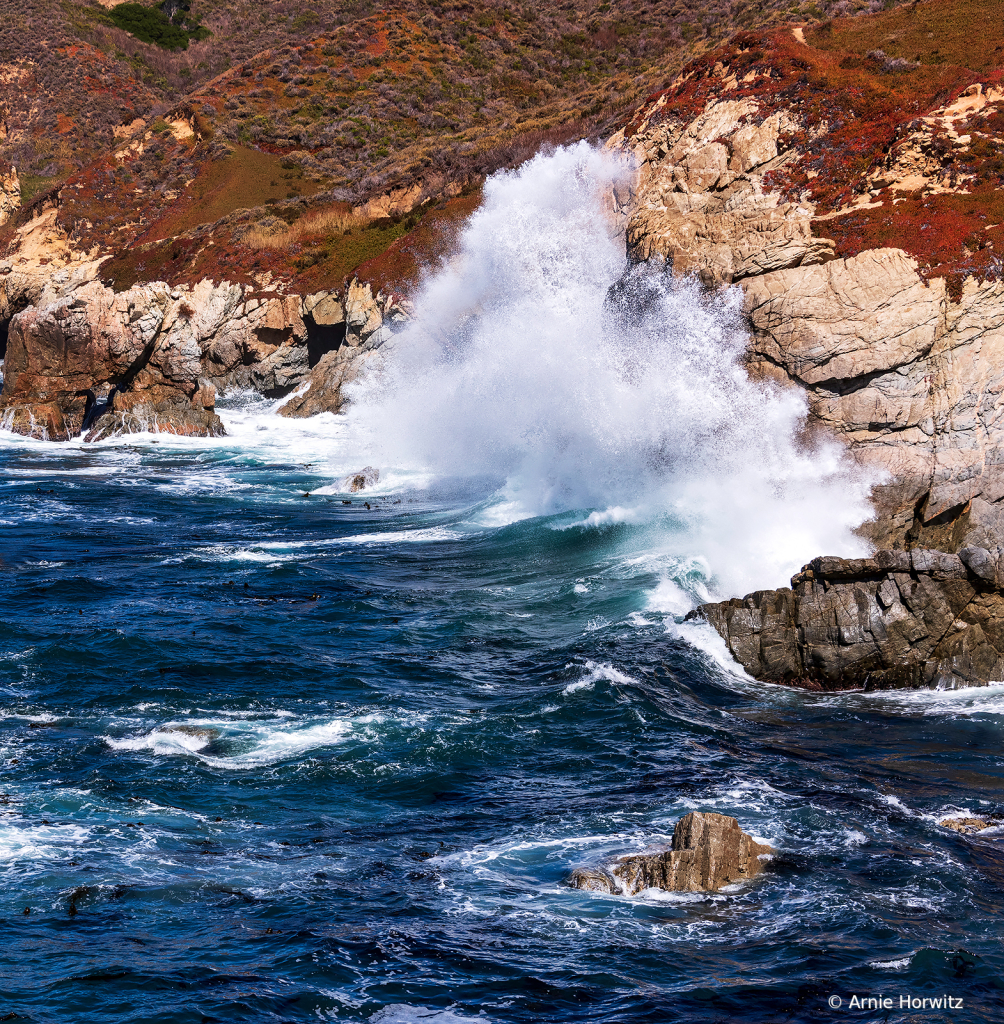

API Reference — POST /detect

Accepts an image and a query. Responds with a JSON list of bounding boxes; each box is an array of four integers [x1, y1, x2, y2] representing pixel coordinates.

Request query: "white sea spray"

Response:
[[343, 142, 877, 595]]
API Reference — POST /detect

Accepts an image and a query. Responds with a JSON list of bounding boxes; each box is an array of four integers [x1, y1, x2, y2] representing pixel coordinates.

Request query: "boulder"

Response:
[[569, 812, 773, 895], [691, 548, 1004, 690], [339, 466, 379, 493]]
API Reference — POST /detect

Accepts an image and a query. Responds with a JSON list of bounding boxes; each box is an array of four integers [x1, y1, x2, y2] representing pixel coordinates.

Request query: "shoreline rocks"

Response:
[[0, 269, 407, 441], [690, 548, 1004, 690], [570, 811, 773, 895], [612, 90, 1004, 557], [0, 281, 224, 440]]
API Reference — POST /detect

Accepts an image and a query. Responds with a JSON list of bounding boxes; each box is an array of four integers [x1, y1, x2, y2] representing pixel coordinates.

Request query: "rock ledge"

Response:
[[690, 548, 1004, 690]]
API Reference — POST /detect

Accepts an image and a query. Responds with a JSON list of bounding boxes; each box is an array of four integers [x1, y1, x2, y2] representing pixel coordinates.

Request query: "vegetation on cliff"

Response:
[[621, 0, 1004, 297], [107, 2, 212, 51], [1, 0, 891, 297]]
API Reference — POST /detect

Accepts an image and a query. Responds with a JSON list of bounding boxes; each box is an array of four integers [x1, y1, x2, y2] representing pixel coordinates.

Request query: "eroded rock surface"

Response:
[[614, 88, 1004, 555], [744, 255, 1004, 552], [692, 548, 1004, 690], [278, 279, 406, 419], [610, 98, 834, 286], [570, 811, 773, 895], [0, 162, 18, 227], [1, 280, 223, 440], [0, 262, 406, 439]]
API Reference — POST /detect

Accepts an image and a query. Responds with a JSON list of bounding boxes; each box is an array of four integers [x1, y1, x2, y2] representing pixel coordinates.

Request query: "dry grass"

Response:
[[243, 206, 370, 249]]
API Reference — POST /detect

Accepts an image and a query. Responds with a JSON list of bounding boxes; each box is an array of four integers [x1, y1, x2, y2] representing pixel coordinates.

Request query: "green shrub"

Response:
[[108, 3, 212, 51]]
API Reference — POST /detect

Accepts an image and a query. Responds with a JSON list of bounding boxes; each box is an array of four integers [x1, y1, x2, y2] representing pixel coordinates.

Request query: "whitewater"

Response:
[[1, 146, 1002, 1022]]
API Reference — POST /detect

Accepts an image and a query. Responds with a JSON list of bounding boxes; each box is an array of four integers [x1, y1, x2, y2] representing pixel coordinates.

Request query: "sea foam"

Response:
[[343, 142, 876, 595]]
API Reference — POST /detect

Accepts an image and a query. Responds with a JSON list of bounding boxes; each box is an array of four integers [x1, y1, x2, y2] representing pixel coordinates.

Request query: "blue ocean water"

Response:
[[3, 145, 1004, 1022], [2, 397, 1004, 1024]]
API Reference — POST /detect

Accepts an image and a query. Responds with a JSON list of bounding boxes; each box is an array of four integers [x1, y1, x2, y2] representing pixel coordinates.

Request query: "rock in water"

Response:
[[569, 812, 773, 895], [941, 816, 1004, 835], [340, 467, 379, 493], [690, 548, 1004, 690]]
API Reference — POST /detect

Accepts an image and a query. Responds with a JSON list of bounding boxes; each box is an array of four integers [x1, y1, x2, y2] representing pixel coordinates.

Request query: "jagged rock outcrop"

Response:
[[195, 284, 310, 396], [610, 98, 834, 286], [691, 548, 1004, 690], [613, 84, 1004, 557], [570, 812, 773, 895], [0, 162, 19, 227], [0, 251, 407, 438], [1, 280, 223, 440], [277, 279, 407, 418]]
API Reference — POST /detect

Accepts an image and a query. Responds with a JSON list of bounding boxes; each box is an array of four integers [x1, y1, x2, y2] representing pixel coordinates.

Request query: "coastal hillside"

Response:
[[3, 0, 886, 299], [4, 0, 1001, 471]]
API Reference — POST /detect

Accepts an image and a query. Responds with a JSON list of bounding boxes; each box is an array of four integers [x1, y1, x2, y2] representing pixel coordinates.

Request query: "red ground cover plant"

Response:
[[621, 0, 1004, 298]]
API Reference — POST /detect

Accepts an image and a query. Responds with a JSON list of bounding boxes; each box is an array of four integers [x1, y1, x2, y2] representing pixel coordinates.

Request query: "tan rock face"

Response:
[[1, 280, 223, 440], [744, 253, 1004, 552], [0, 265, 407, 439], [278, 278, 407, 419], [569, 812, 773, 895], [615, 91, 1004, 558], [0, 163, 18, 227], [611, 100, 833, 286]]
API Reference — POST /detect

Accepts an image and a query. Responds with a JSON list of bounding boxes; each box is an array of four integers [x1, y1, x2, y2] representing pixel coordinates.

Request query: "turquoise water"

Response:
[[2, 397, 1004, 1023]]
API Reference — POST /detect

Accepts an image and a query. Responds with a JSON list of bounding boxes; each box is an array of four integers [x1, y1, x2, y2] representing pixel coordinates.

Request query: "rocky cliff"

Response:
[[611, 4, 1004, 687], [0, 222, 406, 440], [691, 548, 1004, 691], [612, 52, 1004, 556]]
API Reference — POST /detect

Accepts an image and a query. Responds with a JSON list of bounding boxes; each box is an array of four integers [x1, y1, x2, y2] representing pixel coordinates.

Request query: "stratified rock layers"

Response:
[[570, 812, 773, 895], [691, 548, 1004, 690], [744, 254, 1004, 553]]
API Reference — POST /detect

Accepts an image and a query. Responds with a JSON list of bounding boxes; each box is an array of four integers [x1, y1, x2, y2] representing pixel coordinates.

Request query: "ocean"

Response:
[[2, 145, 1003, 1022]]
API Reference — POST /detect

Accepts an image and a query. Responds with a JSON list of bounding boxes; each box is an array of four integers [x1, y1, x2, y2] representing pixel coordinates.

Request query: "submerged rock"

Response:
[[569, 811, 773, 895], [162, 724, 220, 741], [691, 548, 1004, 690], [941, 815, 1004, 835]]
